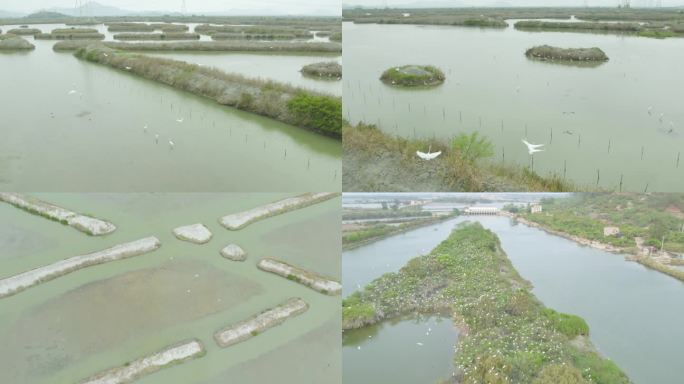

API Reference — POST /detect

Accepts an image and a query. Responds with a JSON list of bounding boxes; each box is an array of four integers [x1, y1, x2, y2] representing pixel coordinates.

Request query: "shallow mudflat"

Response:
[[0, 193, 341, 384]]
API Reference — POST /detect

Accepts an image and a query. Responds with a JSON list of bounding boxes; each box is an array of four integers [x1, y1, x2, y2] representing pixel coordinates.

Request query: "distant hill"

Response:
[[25, 11, 70, 19], [46, 1, 132, 17]]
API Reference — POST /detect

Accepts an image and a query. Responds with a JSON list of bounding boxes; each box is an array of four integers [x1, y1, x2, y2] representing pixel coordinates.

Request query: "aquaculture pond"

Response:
[[342, 315, 458, 384], [343, 214, 684, 384], [0, 193, 341, 384], [0, 30, 340, 191], [146, 52, 341, 96], [343, 21, 684, 191]]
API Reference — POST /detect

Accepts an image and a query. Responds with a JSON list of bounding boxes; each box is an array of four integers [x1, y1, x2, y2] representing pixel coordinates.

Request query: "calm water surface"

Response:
[[0, 28, 340, 191], [343, 215, 684, 383], [343, 22, 684, 191]]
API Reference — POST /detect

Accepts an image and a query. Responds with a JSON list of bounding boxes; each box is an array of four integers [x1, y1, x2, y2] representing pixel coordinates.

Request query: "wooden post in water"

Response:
[[459, 111, 462, 123], [578, 134, 581, 148], [644, 183, 649, 193], [641, 146, 645, 160], [502, 147, 505, 163], [677, 152, 681, 168], [563, 160, 567, 179], [608, 139, 611, 154], [596, 169, 600, 187], [525, 124, 528, 137], [619, 174, 623, 192], [549, 127, 553, 144], [501, 119, 504, 133]]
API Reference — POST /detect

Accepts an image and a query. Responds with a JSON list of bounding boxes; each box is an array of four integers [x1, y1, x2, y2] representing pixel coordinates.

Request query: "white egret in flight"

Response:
[[417, 145, 442, 160], [522, 139, 545, 155]]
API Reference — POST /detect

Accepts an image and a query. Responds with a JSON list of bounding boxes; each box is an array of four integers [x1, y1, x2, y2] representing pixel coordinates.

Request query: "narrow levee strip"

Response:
[[53, 40, 341, 53], [0, 236, 161, 299], [258, 258, 341, 296], [0, 193, 116, 236], [71, 46, 341, 137], [80, 339, 205, 384], [220, 192, 339, 230], [213, 298, 309, 348]]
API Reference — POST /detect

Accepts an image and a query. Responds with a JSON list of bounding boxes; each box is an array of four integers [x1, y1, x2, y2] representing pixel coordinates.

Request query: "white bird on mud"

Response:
[[103, 53, 108, 57], [125, 66, 132, 70], [67, 90, 77, 95], [176, 118, 184, 123], [417, 145, 442, 160], [169, 140, 175, 149], [522, 139, 545, 155]]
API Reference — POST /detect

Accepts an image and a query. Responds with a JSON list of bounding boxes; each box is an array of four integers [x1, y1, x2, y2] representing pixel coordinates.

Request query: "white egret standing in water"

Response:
[[67, 90, 77, 95], [522, 139, 545, 155], [143, 124, 148, 133], [647, 106, 652, 115], [169, 140, 175, 149], [155, 134, 159, 144], [176, 118, 184, 123], [417, 145, 442, 160]]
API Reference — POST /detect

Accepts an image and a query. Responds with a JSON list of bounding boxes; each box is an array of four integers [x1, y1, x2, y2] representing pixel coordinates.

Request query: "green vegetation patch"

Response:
[[637, 29, 677, 39], [344, 222, 630, 383], [286, 93, 342, 136], [526, 45, 609, 62], [380, 65, 445, 87]]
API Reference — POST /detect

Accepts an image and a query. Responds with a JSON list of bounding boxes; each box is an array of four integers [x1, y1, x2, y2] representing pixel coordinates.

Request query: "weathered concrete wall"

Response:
[[213, 298, 308, 348], [0, 237, 161, 299], [257, 258, 341, 296], [80, 339, 205, 384], [0, 193, 116, 236], [220, 192, 338, 230]]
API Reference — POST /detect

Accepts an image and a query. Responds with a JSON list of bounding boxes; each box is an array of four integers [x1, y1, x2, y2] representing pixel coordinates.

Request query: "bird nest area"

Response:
[[380, 65, 445, 87], [301, 61, 342, 80], [525, 45, 609, 62]]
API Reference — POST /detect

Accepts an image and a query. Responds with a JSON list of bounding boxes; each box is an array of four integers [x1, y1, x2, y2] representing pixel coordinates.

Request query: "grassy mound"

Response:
[[515, 20, 641, 32], [74, 45, 341, 137], [343, 222, 631, 384], [380, 65, 445, 87], [211, 32, 298, 40], [36, 28, 105, 40], [526, 45, 609, 62], [7, 28, 41, 35], [0, 34, 35, 50], [301, 61, 342, 79], [343, 123, 577, 192]]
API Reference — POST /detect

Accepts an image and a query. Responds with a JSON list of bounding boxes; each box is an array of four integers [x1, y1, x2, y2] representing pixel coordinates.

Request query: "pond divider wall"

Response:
[[257, 258, 342, 295], [0, 236, 161, 299], [80, 339, 205, 384], [54, 40, 341, 53], [0, 193, 116, 236], [213, 298, 309, 348], [220, 192, 339, 230], [72, 46, 341, 137]]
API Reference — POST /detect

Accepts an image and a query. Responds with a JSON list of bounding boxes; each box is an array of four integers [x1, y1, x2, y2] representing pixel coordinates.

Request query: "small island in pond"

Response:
[[526, 45, 609, 63], [301, 61, 342, 80], [380, 65, 445, 87]]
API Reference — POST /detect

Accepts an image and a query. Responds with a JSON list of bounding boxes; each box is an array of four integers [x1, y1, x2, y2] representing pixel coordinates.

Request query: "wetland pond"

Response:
[[344, 21, 684, 191], [0, 24, 340, 191], [342, 215, 684, 384], [0, 193, 341, 384]]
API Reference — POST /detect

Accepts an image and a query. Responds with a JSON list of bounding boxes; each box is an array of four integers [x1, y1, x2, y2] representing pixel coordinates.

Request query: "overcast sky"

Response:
[[1, 0, 341, 15], [346, 0, 682, 6]]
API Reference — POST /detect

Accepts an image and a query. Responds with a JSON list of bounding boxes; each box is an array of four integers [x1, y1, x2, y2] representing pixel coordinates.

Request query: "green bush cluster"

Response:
[[286, 93, 342, 136]]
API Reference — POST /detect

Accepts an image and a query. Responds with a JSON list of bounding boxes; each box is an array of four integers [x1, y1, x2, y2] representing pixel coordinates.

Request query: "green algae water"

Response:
[[0, 193, 341, 384], [343, 213, 684, 384], [0, 26, 340, 192], [343, 315, 458, 384], [343, 21, 684, 191]]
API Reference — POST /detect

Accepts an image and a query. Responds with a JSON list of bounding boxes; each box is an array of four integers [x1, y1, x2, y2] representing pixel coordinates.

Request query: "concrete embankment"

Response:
[[258, 258, 341, 295], [213, 298, 309, 348], [0, 193, 116, 236], [71, 46, 341, 137], [80, 339, 205, 384], [220, 192, 338, 230], [0, 236, 161, 299], [53, 40, 341, 53]]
